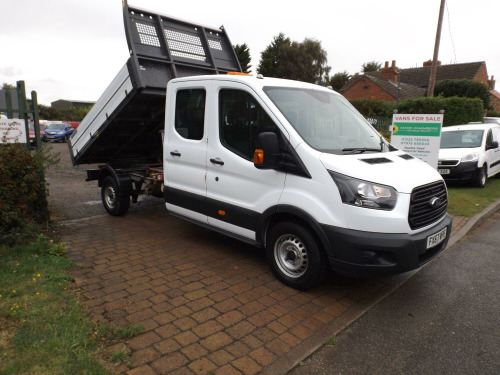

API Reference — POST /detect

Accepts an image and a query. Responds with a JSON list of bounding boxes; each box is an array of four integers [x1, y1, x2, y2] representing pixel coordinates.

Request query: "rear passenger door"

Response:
[[205, 82, 289, 240], [164, 83, 208, 223]]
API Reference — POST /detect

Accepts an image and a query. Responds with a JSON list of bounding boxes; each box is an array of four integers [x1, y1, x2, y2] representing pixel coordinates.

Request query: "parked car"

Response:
[[438, 123, 500, 187], [42, 123, 74, 142], [484, 117, 500, 125], [28, 122, 46, 145]]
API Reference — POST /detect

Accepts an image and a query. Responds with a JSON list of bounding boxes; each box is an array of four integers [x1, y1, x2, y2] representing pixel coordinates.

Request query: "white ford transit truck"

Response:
[[70, 2, 452, 289]]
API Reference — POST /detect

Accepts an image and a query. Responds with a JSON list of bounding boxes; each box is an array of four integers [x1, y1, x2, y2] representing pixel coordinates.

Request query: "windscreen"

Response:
[[440, 130, 484, 148], [48, 123, 66, 130], [263, 87, 383, 154]]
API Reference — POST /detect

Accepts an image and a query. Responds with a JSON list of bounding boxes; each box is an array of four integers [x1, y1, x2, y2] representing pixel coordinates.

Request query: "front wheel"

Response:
[[101, 176, 130, 216], [266, 221, 328, 290], [472, 165, 487, 188]]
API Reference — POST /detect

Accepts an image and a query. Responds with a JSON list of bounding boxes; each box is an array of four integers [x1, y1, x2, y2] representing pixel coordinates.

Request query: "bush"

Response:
[[395, 96, 484, 126], [350, 99, 394, 118], [0, 144, 51, 235], [434, 79, 490, 109], [487, 110, 500, 117]]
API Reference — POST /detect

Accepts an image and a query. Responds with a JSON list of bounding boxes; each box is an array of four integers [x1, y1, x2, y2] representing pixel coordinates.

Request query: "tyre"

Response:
[[101, 176, 130, 216], [266, 221, 328, 290], [472, 165, 487, 188]]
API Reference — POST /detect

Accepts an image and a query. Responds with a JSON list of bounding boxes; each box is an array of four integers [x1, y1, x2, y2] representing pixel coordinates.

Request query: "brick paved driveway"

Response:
[[61, 207, 467, 375]]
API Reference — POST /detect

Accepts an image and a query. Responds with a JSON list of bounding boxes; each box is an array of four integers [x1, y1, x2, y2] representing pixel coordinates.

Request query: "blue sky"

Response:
[[1, 0, 499, 105]]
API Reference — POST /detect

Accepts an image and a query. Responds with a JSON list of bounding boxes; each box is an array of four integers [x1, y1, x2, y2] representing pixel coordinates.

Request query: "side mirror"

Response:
[[254, 132, 279, 169], [487, 141, 499, 150]]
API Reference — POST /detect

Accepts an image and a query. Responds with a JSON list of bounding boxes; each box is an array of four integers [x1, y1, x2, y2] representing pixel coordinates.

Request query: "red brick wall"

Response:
[[342, 79, 395, 101], [490, 91, 500, 112], [474, 64, 489, 86]]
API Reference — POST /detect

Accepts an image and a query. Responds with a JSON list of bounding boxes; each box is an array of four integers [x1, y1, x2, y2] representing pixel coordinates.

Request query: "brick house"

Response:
[[340, 60, 497, 105], [490, 88, 500, 112]]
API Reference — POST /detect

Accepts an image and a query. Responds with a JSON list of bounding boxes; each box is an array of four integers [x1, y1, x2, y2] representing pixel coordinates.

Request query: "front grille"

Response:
[[438, 159, 459, 167], [408, 181, 448, 230]]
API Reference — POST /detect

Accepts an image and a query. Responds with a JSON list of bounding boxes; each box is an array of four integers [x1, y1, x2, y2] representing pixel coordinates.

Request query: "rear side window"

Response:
[[175, 89, 206, 140], [219, 89, 282, 160]]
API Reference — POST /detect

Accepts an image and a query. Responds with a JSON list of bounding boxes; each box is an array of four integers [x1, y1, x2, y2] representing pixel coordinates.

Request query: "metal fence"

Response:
[[366, 116, 392, 139]]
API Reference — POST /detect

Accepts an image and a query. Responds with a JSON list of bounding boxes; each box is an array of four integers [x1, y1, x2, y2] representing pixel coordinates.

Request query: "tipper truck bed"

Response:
[[69, 0, 241, 166]]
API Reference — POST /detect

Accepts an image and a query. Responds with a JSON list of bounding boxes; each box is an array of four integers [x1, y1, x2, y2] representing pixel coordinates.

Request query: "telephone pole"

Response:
[[427, 0, 446, 97]]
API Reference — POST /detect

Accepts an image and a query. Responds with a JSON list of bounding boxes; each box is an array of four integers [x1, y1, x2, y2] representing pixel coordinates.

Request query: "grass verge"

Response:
[[447, 178, 500, 217], [0, 233, 142, 374]]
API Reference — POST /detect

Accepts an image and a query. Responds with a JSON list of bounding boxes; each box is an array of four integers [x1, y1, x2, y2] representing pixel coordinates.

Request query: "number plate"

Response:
[[438, 169, 450, 175], [426, 227, 447, 249]]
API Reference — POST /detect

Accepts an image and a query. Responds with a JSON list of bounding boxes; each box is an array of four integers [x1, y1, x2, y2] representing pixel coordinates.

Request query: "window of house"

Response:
[[175, 89, 206, 140], [219, 89, 282, 160]]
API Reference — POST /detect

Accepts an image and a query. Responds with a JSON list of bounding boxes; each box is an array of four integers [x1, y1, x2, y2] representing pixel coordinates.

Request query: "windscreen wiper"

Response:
[[342, 147, 382, 154]]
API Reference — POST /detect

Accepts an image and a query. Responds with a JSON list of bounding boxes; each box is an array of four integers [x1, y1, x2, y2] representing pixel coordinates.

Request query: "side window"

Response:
[[219, 89, 282, 160], [175, 89, 206, 140]]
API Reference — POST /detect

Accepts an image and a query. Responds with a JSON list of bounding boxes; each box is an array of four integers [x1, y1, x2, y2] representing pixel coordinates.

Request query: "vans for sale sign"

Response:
[[0, 118, 27, 144], [391, 114, 443, 169]]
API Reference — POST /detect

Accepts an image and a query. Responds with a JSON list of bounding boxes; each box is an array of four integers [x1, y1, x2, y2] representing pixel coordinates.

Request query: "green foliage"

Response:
[[258, 33, 331, 84], [362, 61, 382, 73], [350, 97, 484, 127], [2, 82, 16, 90], [38, 104, 92, 121], [233, 43, 252, 74], [0, 144, 55, 236], [350, 98, 394, 118], [110, 349, 128, 364], [395, 96, 484, 126], [487, 110, 500, 117], [434, 79, 490, 109], [257, 33, 292, 79], [329, 71, 352, 91]]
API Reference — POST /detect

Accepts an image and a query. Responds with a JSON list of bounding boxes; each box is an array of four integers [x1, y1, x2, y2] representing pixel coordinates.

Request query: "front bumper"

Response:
[[321, 213, 452, 278], [43, 133, 65, 141], [439, 161, 478, 182]]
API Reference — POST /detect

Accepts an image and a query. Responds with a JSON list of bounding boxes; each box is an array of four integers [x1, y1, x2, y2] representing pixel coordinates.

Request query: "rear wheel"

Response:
[[472, 165, 487, 188], [266, 221, 328, 290], [101, 176, 130, 216]]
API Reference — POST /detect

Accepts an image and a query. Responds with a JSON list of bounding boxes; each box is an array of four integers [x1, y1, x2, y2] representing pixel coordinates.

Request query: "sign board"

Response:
[[0, 118, 27, 144], [391, 114, 444, 169]]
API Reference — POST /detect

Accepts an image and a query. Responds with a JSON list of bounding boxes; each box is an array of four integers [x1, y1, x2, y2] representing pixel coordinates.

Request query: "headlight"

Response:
[[329, 171, 398, 210], [57, 131, 64, 135], [460, 153, 478, 162]]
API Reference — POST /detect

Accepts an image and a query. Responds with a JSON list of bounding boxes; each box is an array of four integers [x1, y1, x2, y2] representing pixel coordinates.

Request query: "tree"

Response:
[[434, 79, 490, 109], [329, 71, 352, 91], [257, 33, 291, 79], [257, 34, 331, 84], [233, 43, 252, 74], [362, 61, 382, 73], [2, 83, 16, 90]]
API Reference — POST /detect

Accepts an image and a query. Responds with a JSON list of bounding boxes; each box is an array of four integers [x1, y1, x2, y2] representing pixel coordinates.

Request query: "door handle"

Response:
[[170, 150, 181, 157], [210, 157, 224, 166]]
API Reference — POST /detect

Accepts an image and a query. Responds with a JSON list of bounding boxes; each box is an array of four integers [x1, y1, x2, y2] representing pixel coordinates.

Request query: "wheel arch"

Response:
[[257, 205, 332, 257], [98, 166, 132, 195]]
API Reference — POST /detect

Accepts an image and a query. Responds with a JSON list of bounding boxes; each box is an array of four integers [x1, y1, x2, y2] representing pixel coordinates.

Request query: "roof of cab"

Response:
[[170, 74, 340, 95]]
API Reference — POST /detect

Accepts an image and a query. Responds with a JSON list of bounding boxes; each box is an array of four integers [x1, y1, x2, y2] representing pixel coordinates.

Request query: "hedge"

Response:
[[350, 96, 484, 127], [434, 79, 490, 109], [0, 144, 50, 235]]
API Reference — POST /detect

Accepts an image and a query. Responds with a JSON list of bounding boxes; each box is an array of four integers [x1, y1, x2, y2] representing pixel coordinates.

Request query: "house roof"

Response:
[[340, 74, 425, 100], [367, 61, 486, 88], [490, 90, 500, 101]]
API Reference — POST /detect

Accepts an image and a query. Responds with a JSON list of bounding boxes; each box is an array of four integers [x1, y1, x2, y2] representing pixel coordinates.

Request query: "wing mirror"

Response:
[[254, 132, 279, 169], [487, 141, 499, 150]]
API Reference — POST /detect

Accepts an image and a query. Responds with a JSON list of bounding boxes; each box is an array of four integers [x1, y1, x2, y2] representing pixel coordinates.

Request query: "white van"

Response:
[[438, 123, 500, 187], [160, 76, 452, 289]]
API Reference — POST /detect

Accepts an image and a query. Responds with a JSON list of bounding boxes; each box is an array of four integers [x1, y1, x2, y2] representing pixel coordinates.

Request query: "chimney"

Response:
[[423, 59, 441, 67], [488, 75, 496, 90], [381, 60, 399, 83]]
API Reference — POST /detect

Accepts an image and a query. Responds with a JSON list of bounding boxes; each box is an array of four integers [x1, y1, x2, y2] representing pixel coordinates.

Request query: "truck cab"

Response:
[[163, 75, 452, 289]]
